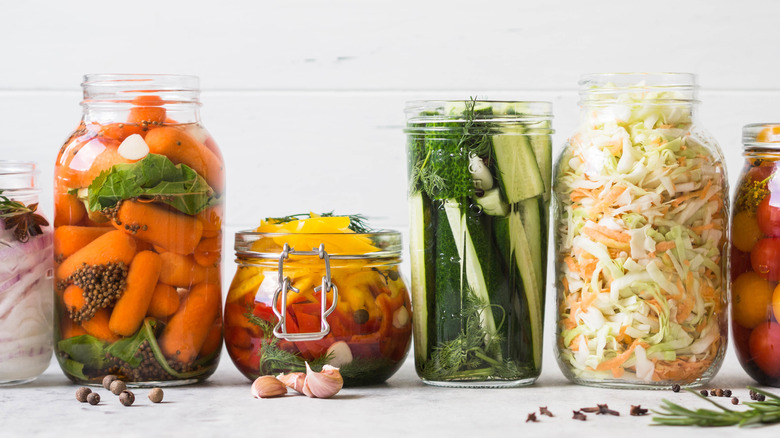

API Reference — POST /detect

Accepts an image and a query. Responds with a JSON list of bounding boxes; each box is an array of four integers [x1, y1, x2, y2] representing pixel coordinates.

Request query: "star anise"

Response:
[[0, 194, 49, 243]]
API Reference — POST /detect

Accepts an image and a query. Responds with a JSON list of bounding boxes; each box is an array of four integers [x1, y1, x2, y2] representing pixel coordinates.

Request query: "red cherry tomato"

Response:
[[749, 322, 780, 377], [757, 197, 780, 237], [747, 164, 774, 184], [751, 238, 780, 281]]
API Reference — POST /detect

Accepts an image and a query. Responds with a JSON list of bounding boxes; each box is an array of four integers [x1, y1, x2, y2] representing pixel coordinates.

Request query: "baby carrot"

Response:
[[62, 285, 86, 312], [144, 126, 224, 194], [197, 206, 222, 238], [147, 283, 181, 319], [193, 237, 221, 267], [54, 192, 86, 227], [57, 230, 137, 280], [99, 123, 147, 142], [158, 252, 206, 287], [61, 319, 87, 339], [159, 283, 222, 363], [127, 95, 167, 126], [109, 251, 162, 336], [114, 200, 203, 255], [199, 318, 223, 357], [54, 226, 112, 260], [81, 308, 119, 343]]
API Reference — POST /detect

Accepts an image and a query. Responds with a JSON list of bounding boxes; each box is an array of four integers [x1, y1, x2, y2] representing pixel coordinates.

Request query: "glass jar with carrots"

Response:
[[225, 214, 412, 386], [732, 124, 780, 386], [53, 75, 224, 385]]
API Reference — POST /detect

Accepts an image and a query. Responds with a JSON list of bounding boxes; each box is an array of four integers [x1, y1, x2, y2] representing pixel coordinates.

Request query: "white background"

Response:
[[1, 1, 780, 435]]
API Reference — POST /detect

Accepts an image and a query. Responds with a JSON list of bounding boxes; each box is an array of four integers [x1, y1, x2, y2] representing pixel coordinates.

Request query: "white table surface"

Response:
[[2, 347, 778, 438]]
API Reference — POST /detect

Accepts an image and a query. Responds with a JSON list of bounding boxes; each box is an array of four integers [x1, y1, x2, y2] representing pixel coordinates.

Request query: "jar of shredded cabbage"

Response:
[[553, 73, 728, 388]]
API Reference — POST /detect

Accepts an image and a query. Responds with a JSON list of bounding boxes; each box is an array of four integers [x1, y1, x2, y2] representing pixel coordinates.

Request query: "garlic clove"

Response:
[[392, 306, 410, 329], [251, 375, 288, 399], [117, 134, 150, 161], [326, 341, 353, 367], [276, 372, 306, 394], [302, 362, 344, 399]]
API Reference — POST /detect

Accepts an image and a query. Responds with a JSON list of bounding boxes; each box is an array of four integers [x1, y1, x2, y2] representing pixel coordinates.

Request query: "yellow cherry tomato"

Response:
[[732, 211, 763, 252], [733, 272, 774, 328]]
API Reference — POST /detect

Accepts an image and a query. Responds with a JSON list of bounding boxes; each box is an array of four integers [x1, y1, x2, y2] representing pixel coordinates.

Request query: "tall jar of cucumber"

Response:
[[405, 100, 553, 387], [553, 73, 728, 388], [53, 74, 225, 386]]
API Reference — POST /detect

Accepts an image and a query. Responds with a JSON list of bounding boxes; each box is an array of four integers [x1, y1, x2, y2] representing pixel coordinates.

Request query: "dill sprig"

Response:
[[243, 311, 332, 374], [421, 288, 521, 380], [264, 212, 374, 234], [653, 387, 780, 427]]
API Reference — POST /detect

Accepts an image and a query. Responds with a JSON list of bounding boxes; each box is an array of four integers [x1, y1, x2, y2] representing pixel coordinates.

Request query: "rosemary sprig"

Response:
[[264, 212, 373, 234], [653, 387, 780, 427], [0, 190, 48, 242]]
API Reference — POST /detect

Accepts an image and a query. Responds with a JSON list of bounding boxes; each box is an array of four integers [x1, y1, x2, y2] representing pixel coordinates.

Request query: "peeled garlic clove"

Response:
[[251, 375, 288, 399], [326, 341, 353, 367], [117, 134, 150, 160], [302, 362, 344, 399], [277, 372, 306, 393]]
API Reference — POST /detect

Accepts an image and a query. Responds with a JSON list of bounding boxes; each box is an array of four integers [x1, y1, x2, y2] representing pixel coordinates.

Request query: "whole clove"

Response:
[[596, 404, 620, 416], [630, 405, 649, 416], [526, 413, 538, 423], [580, 407, 600, 413], [540, 406, 554, 417], [572, 410, 587, 421]]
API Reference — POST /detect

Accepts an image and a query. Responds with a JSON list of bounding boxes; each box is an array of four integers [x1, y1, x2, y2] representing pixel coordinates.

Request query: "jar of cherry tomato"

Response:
[[732, 123, 780, 386], [53, 75, 224, 385], [225, 226, 412, 386]]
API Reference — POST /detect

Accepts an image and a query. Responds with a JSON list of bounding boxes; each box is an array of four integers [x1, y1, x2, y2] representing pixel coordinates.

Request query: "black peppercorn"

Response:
[[700, 390, 709, 396], [732, 397, 739, 405], [353, 308, 369, 324], [671, 384, 681, 392], [723, 389, 732, 397]]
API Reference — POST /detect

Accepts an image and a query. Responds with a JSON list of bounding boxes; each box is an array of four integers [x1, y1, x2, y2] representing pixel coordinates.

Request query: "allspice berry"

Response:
[[75, 387, 92, 403], [110, 380, 127, 395], [102, 374, 118, 390], [148, 388, 164, 403], [119, 390, 135, 406], [87, 393, 100, 405]]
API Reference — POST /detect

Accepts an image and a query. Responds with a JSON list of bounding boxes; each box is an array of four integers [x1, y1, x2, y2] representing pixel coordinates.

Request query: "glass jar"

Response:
[[553, 73, 728, 388], [404, 100, 553, 387], [731, 123, 780, 386], [224, 230, 411, 386], [0, 162, 53, 385], [53, 74, 224, 386]]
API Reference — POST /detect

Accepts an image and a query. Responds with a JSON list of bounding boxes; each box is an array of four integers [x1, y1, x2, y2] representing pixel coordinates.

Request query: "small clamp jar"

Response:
[[225, 229, 412, 386]]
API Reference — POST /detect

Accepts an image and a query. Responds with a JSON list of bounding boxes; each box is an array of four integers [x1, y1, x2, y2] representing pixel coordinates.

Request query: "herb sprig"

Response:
[[0, 190, 48, 242], [265, 212, 373, 234], [654, 386, 780, 427]]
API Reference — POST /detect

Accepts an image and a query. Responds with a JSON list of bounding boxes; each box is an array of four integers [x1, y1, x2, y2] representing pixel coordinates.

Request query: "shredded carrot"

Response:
[[589, 186, 626, 216], [691, 223, 716, 233], [595, 339, 644, 371], [582, 227, 630, 250], [655, 241, 676, 252]]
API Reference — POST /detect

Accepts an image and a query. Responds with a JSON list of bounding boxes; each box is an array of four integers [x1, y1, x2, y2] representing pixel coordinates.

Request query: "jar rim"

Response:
[[234, 229, 403, 260], [82, 74, 201, 105], [743, 123, 780, 148], [404, 100, 553, 134], [579, 72, 698, 105]]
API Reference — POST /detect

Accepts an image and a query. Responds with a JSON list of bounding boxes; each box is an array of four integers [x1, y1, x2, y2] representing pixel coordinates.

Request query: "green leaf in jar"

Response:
[[57, 334, 110, 370], [87, 153, 217, 215]]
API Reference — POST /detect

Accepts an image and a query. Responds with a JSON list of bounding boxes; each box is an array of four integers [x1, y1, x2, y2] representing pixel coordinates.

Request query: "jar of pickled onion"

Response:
[[53, 74, 224, 385], [224, 215, 412, 386]]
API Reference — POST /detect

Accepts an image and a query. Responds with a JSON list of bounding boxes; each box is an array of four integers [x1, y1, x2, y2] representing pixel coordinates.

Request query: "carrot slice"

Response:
[[109, 251, 162, 336]]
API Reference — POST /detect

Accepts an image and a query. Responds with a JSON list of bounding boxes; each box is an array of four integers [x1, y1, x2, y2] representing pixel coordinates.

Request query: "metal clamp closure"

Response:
[[271, 243, 338, 342]]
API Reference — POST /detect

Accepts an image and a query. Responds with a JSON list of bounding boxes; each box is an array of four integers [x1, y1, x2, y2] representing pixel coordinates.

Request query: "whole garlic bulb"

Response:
[[302, 363, 344, 399]]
